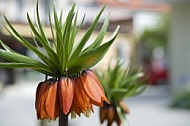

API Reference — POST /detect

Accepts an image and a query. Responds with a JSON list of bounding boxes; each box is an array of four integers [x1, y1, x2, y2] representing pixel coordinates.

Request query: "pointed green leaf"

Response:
[[0, 62, 53, 76], [82, 13, 110, 53], [68, 8, 79, 56], [36, 1, 50, 45], [122, 85, 146, 98], [61, 3, 76, 71], [0, 40, 16, 53], [116, 106, 129, 126], [69, 6, 106, 62], [67, 26, 119, 75], [0, 49, 50, 70], [27, 13, 59, 68], [53, 2, 62, 55], [4, 15, 56, 69]]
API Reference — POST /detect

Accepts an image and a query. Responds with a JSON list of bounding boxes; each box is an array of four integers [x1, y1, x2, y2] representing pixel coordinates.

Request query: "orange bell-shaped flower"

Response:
[[99, 101, 129, 126], [35, 69, 110, 119], [35, 80, 60, 120], [99, 103, 120, 126], [59, 77, 75, 115], [80, 70, 109, 106], [45, 81, 60, 119], [71, 76, 93, 117]]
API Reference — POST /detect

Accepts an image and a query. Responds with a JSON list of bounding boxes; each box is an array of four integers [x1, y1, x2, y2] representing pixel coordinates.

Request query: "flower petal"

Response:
[[107, 107, 115, 126], [45, 81, 60, 119], [99, 107, 108, 124], [70, 102, 83, 116], [35, 81, 43, 118], [59, 77, 75, 114], [86, 70, 105, 92], [80, 70, 109, 106], [35, 80, 50, 119], [74, 77, 91, 111]]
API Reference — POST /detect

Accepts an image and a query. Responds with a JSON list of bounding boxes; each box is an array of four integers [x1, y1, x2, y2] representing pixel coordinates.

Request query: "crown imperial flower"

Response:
[[35, 70, 109, 119], [97, 61, 146, 125], [0, 1, 119, 120]]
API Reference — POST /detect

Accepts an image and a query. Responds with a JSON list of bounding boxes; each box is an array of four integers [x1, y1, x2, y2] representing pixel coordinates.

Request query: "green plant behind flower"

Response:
[[96, 60, 147, 125], [97, 61, 146, 102], [0, 1, 119, 78]]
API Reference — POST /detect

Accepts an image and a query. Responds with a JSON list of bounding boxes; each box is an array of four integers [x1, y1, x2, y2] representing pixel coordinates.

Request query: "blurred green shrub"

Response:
[[171, 90, 190, 109]]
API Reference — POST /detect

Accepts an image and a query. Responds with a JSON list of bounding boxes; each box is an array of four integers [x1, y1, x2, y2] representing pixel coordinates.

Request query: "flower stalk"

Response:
[[59, 112, 68, 126]]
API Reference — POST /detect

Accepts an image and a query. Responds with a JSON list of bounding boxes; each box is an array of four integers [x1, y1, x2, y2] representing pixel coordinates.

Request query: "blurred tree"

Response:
[[138, 13, 170, 58], [137, 13, 170, 85]]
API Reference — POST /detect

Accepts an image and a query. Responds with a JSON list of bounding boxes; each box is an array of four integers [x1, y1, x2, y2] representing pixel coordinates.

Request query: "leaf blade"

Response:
[[67, 26, 120, 75], [68, 6, 106, 62]]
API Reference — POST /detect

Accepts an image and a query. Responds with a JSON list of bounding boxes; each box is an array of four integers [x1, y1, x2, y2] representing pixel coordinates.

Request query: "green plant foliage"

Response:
[[96, 60, 147, 124], [96, 61, 146, 102], [171, 90, 190, 109], [0, 1, 119, 78]]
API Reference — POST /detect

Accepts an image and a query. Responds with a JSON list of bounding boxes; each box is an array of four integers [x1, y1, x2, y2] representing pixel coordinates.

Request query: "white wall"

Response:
[[169, 2, 190, 95]]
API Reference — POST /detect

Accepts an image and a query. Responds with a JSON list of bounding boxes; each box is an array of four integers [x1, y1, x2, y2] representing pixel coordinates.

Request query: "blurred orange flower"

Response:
[[100, 101, 129, 126]]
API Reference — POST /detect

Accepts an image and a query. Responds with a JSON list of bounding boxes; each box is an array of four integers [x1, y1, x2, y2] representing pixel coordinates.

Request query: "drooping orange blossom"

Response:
[[35, 80, 60, 120], [97, 61, 146, 126], [35, 70, 110, 119]]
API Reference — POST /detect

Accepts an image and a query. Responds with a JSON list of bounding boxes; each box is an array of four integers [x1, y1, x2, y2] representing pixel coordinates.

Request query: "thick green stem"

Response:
[[59, 111, 68, 126]]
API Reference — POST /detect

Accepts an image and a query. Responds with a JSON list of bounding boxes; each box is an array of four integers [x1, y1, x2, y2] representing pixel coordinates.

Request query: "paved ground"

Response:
[[0, 77, 190, 126]]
